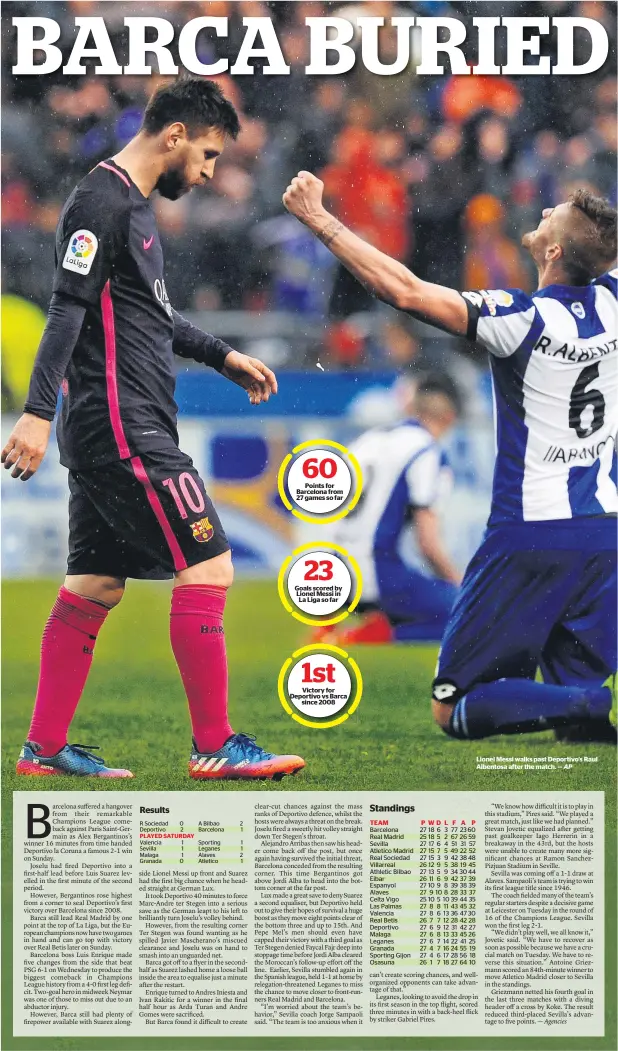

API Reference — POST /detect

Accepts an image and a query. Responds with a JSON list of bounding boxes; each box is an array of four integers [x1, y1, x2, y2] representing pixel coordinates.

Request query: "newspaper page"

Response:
[[13, 792, 605, 1037], [2, 4, 617, 1051]]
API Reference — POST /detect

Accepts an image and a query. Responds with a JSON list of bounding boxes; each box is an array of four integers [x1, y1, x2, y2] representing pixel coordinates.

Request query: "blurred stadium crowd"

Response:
[[2, 0, 616, 407]]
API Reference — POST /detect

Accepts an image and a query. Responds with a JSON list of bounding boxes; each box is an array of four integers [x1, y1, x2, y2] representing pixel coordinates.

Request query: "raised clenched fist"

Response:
[[282, 171, 326, 226]]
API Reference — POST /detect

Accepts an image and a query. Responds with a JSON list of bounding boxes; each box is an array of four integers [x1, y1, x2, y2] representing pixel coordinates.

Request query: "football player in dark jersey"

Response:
[[4, 77, 304, 781]]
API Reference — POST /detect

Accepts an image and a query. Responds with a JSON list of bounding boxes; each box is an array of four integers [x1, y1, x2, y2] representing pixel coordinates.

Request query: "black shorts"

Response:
[[67, 447, 230, 579]]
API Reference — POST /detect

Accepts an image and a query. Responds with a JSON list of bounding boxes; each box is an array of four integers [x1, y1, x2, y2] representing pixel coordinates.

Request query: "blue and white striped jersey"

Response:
[[334, 420, 451, 602], [463, 270, 618, 524]]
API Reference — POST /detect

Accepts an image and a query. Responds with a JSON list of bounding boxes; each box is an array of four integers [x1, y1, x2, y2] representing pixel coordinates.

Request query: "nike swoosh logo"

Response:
[[143, 235, 154, 250]]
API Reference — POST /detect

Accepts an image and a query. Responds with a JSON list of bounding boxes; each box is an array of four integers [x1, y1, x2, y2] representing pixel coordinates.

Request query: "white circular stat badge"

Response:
[[286, 550, 353, 617], [286, 653, 352, 719], [286, 450, 352, 516]]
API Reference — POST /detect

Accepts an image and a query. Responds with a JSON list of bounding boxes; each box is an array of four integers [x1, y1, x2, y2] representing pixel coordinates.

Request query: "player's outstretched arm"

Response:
[[414, 508, 462, 585], [172, 309, 277, 405], [283, 172, 469, 338]]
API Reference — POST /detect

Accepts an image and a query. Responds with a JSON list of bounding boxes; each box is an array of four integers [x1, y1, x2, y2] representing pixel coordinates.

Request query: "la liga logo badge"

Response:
[[71, 233, 95, 258], [191, 517, 214, 543], [62, 229, 98, 275]]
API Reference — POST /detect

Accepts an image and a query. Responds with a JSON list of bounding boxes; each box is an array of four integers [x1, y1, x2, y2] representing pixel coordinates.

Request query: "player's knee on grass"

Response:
[[64, 574, 126, 608], [432, 678, 463, 734], [432, 698, 455, 732], [175, 550, 234, 589]]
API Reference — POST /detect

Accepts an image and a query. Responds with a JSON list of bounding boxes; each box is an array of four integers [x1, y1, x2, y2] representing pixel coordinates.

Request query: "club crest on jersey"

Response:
[[571, 301, 585, 319], [191, 517, 214, 543], [63, 230, 98, 275]]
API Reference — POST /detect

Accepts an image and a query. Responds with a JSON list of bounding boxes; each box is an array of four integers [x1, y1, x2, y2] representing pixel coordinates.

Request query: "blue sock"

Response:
[[448, 678, 611, 740]]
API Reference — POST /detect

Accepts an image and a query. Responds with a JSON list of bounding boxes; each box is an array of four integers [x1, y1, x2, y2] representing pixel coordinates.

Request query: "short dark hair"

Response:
[[565, 189, 617, 282], [416, 372, 461, 414], [142, 77, 241, 139]]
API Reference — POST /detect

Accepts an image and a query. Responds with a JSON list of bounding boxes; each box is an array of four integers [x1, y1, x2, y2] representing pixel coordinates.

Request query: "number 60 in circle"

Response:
[[278, 440, 363, 524]]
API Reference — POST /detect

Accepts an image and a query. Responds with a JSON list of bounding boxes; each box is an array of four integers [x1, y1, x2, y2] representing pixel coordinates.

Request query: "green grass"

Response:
[[2, 578, 616, 799], [2, 579, 616, 1051]]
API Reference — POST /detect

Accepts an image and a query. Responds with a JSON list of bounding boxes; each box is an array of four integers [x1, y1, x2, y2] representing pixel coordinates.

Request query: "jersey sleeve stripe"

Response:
[[594, 285, 618, 336], [405, 444, 440, 507], [98, 161, 131, 188], [476, 304, 536, 358], [594, 269, 618, 297], [513, 307, 545, 355]]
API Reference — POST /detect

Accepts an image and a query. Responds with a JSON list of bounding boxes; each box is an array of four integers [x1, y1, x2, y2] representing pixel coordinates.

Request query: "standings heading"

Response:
[[13, 15, 609, 77]]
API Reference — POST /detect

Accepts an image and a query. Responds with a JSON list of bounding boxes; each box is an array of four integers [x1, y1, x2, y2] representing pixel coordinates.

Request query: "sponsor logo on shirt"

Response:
[[491, 290, 514, 307], [481, 289, 514, 316], [571, 301, 585, 319], [62, 229, 98, 275], [191, 517, 214, 543], [543, 434, 616, 464], [153, 277, 173, 318], [462, 289, 513, 317]]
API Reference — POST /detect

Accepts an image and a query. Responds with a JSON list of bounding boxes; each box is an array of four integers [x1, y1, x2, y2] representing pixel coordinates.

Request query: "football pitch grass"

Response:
[[2, 578, 617, 1050], [2, 577, 616, 803]]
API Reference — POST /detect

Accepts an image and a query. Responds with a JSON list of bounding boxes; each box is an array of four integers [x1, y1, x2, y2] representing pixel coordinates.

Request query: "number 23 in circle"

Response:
[[278, 544, 362, 625]]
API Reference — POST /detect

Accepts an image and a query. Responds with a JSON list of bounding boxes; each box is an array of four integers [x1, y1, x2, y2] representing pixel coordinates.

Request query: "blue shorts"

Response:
[[375, 554, 457, 641], [434, 520, 617, 698]]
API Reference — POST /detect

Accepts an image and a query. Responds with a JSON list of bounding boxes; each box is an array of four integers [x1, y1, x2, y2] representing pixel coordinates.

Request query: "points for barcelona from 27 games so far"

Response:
[[278, 440, 362, 523]]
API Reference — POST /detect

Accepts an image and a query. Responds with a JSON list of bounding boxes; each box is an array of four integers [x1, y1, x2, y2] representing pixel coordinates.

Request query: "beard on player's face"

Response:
[[521, 230, 542, 267], [522, 217, 545, 250], [155, 160, 192, 200], [522, 220, 548, 258], [522, 205, 563, 257], [521, 231, 546, 267]]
